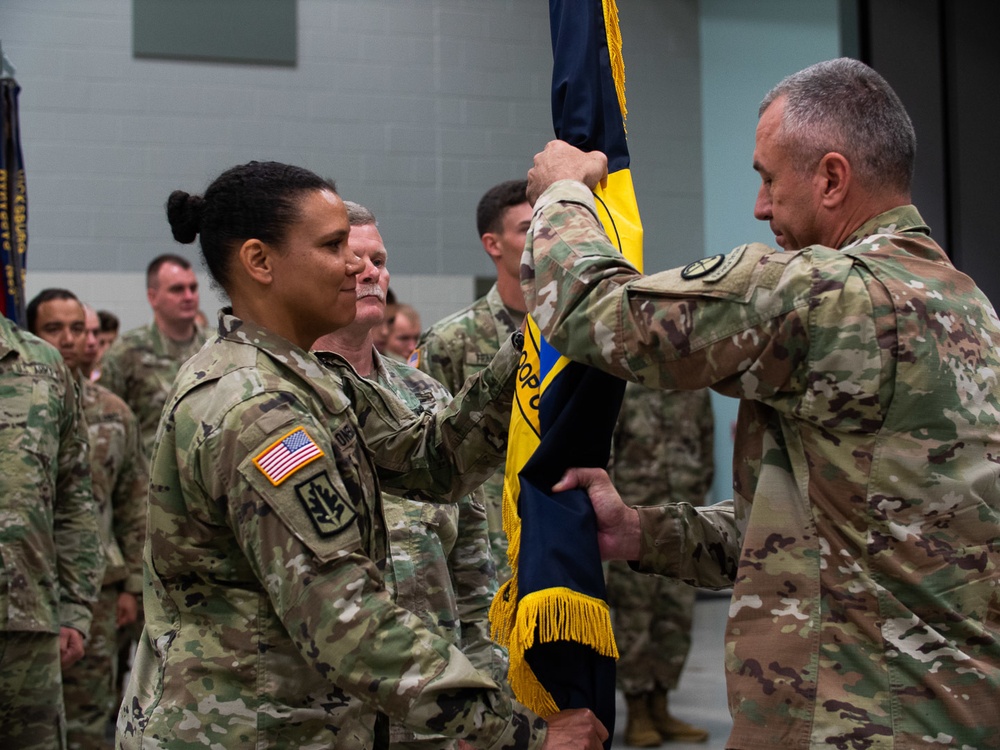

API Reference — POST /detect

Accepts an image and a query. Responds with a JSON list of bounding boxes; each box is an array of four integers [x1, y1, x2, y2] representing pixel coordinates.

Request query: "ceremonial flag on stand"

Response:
[[0, 74, 28, 326], [489, 0, 643, 744]]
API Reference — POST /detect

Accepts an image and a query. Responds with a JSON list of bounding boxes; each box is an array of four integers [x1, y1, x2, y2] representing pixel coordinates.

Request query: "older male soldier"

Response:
[[413, 180, 532, 583], [313, 202, 505, 750], [28, 291, 148, 749], [523, 58, 1000, 749], [2, 293, 101, 750], [100, 254, 206, 457]]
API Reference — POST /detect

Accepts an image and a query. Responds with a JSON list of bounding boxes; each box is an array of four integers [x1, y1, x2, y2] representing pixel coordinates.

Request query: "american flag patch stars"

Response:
[[253, 427, 325, 486]]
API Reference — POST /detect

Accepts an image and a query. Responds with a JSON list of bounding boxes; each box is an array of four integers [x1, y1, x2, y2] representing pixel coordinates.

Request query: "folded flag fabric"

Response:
[[489, 0, 643, 743]]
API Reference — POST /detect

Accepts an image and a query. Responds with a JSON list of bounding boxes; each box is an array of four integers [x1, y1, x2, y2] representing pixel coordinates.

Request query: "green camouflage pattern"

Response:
[[375, 350, 506, 749], [524, 180, 1000, 749], [99, 322, 207, 457], [607, 384, 713, 694], [414, 283, 525, 583], [0, 632, 66, 750], [0, 315, 101, 749], [64, 380, 148, 748], [117, 310, 545, 750], [0, 314, 101, 637]]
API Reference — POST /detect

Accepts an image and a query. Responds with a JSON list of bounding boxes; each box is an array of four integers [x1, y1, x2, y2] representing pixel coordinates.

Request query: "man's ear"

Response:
[[481, 233, 502, 262], [238, 239, 273, 285], [817, 151, 851, 208]]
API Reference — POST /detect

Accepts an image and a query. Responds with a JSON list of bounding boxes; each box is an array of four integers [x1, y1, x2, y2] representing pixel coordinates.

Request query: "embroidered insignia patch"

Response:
[[681, 254, 725, 279], [295, 470, 356, 538], [407, 349, 421, 368], [703, 244, 747, 283], [254, 427, 324, 486]]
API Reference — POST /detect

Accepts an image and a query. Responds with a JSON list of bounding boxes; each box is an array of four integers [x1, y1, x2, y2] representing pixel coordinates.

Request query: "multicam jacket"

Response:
[[0, 315, 100, 637], [100, 321, 207, 457], [525, 180, 1000, 750], [80, 378, 147, 592], [413, 283, 525, 583], [118, 310, 545, 750], [336, 348, 506, 748]]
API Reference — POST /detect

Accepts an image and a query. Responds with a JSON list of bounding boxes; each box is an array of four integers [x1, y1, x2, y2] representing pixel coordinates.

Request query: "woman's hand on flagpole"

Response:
[[542, 707, 609, 749], [527, 140, 608, 205], [554, 468, 641, 561]]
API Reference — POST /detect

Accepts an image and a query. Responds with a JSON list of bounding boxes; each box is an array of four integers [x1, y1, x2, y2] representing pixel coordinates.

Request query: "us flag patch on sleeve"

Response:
[[254, 427, 325, 486]]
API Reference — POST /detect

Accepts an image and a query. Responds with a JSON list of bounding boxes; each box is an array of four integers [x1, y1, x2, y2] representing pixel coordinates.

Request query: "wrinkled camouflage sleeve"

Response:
[[632, 501, 739, 590], [453, 491, 507, 682], [336, 337, 519, 501], [55, 363, 103, 634], [112, 407, 148, 594], [203, 395, 546, 749], [523, 180, 808, 394]]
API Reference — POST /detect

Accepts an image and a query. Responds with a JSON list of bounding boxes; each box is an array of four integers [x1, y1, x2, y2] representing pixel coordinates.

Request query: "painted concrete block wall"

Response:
[[4, 0, 703, 329]]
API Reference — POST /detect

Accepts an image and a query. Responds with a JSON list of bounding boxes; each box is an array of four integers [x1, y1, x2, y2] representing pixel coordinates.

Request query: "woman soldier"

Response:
[[115, 161, 604, 750]]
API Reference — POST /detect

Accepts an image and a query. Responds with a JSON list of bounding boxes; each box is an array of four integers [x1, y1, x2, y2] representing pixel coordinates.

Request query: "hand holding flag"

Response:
[[527, 141, 609, 205]]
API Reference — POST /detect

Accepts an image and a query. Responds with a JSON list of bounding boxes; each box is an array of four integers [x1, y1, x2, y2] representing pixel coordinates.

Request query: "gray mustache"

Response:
[[356, 284, 385, 301]]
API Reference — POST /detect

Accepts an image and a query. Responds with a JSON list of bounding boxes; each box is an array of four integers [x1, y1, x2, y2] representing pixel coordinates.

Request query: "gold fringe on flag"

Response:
[[603, 0, 627, 126]]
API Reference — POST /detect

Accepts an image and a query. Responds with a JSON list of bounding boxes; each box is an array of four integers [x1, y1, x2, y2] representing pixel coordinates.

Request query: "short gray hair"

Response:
[[760, 58, 916, 194], [343, 200, 377, 227]]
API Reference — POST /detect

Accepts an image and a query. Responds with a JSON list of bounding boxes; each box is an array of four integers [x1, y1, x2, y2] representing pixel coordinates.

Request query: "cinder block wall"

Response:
[[6, 0, 702, 331]]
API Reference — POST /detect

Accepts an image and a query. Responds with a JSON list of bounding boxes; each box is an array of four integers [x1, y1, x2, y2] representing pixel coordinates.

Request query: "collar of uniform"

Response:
[[485, 283, 525, 333], [0, 314, 19, 361], [216, 308, 349, 415], [840, 204, 930, 250]]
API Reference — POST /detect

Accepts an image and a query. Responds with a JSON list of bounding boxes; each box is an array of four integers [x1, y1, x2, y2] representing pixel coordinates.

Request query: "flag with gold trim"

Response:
[[489, 0, 643, 742], [0, 76, 28, 326]]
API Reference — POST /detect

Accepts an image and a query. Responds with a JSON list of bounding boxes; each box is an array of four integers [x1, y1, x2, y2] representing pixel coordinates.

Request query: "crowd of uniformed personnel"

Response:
[[0, 57, 998, 750]]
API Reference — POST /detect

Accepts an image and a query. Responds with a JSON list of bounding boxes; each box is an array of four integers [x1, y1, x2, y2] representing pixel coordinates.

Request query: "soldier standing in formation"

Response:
[[0, 297, 101, 750], [414, 179, 533, 584], [27, 290, 148, 749], [610, 383, 713, 746], [313, 200, 506, 750], [116, 160, 605, 749], [525, 58, 1000, 748]]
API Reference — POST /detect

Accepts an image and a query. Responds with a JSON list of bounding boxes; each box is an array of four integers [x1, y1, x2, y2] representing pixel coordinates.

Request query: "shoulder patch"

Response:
[[681, 254, 725, 280], [702, 244, 747, 283], [253, 427, 325, 486], [294, 470, 357, 537], [407, 349, 421, 368]]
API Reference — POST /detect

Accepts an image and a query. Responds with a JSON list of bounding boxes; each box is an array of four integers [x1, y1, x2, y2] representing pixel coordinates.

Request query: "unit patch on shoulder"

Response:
[[407, 349, 421, 368], [254, 427, 324, 486], [702, 244, 747, 283], [681, 254, 725, 280], [295, 470, 356, 538]]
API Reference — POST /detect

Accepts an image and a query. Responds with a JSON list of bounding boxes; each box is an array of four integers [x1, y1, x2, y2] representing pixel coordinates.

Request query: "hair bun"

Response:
[[166, 190, 205, 244]]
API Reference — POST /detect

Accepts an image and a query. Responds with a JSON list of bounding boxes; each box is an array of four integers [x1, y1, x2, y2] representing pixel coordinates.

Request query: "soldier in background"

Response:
[[609, 384, 713, 746], [384, 303, 421, 362], [28, 291, 148, 749], [2, 294, 101, 749], [413, 179, 532, 583], [313, 201, 505, 750], [99, 254, 206, 457]]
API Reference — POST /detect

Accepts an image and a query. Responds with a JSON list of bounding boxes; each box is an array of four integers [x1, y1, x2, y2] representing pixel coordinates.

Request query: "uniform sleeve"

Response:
[[111, 405, 148, 594], [633, 500, 739, 590], [205, 396, 547, 750], [343, 337, 520, 502], [451, 491, 507, 683], [524, 180, 814, 397], [54, 362, 103, 634]]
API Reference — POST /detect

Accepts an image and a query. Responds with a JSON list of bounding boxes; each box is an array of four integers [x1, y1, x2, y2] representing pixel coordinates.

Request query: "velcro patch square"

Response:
[[295, 470, 356, 538], [254, 427, 324, 486]]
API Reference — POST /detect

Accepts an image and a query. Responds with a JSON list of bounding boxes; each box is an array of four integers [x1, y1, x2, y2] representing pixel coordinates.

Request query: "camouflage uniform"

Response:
[[525, 181, 1000, 749], [99, 322, 207, 457], [414, 283, 525, 583], [64, 379, 147, 749], [0, 315, 101, 750], [118, 310, 545, 749], [607, 383, 713, 696], [371, 349, 506, 749]]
